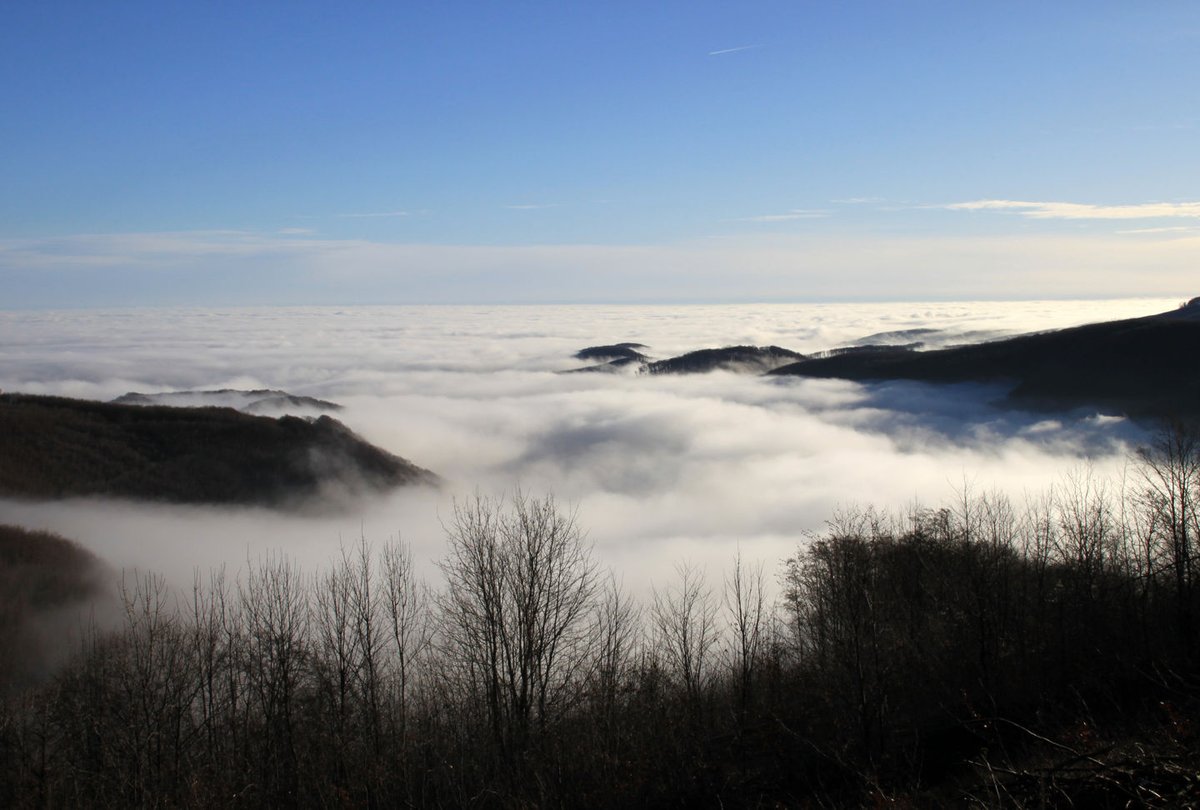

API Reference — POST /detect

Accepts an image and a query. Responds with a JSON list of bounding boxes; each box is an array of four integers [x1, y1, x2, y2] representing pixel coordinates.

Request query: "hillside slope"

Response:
[[771, 300, 1200, 417], [644, 345, 805, 375], [0, 524, 107, 693], [0, 393, 436, 506]]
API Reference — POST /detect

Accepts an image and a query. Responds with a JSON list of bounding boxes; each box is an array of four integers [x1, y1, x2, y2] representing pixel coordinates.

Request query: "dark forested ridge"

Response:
[[569, 299, 1200, 418], [566, 344, 807, 374], [0, 393, 436, 507], [112, 388, 343, 413], [574, 342, 649, 362], [643, 345, 805, 375], [771, 298, 1200, 417]]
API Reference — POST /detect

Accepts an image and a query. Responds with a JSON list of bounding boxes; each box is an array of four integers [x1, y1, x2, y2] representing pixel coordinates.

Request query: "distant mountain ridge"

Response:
[[566, 344, 807, 374], [0, 393, 436, 508], [573, 343, 649, 362], [567, 298, 1200, 418], [771, 298, 1200, 417], [643, 345, 805, 375], [112, 388, 341, 414]]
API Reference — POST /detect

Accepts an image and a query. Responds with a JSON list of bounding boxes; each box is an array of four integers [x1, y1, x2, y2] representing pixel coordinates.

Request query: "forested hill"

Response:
[[771, 298, 1200, 417], [644, 345, 804, 375], [0, 524, 106, 694], [0, 393, 436, 507]]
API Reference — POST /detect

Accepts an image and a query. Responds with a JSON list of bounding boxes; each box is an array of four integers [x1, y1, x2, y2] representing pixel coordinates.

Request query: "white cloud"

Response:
[[947, 199, 1200, 220], [0, 300, 1167, 595], [1116, 225, 1200, 235]]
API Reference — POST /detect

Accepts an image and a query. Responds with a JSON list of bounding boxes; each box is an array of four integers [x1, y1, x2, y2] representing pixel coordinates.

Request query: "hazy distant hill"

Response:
[[113, 388, 341, 414], [569, 344, 808, 375], [0, 524, 106, 693], [771, 298, 1200, 418], [0, 393, 436, 507], [573, 343, 649, 362], [644, 345, 806, 375]]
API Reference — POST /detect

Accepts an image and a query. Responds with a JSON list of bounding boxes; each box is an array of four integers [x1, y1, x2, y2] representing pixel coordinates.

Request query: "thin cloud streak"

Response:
[[1116, 226, 1200, 235], [707, 44, 763, 56], [947, 199, 1200, 220], [738, 209, 830, 222]]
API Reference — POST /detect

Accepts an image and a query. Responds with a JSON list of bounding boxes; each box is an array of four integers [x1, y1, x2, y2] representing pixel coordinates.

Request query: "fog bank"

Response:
[[0, 299, 1174, 593]]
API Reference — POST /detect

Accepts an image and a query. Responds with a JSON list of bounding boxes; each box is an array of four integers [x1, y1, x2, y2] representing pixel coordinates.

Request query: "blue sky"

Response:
[[3, 1, 1199, 306]]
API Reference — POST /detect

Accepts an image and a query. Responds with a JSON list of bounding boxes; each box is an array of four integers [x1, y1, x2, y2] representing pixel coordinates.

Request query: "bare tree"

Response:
[[190, 566, 242, 796], [239, 553, 309, 802], [313, 549, 355, 743], [381, 538, 431, 750], [652, 561, 718, 705], [724, 549, 766, 718], [344, 538, 387, 758], [1055, 466, 1114, 582], [1137, 419, 1200, 635], [783, 508, 894, 771], [588, 575, 641, 717], [438, 491, 599, 760]]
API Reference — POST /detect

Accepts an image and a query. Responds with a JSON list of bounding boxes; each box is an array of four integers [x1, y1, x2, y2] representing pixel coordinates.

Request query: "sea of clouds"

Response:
[[0, 297, 1182, 595]]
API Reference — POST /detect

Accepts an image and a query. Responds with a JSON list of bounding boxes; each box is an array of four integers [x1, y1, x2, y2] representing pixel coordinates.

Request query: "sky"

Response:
[[2, 1, 1200, 306]]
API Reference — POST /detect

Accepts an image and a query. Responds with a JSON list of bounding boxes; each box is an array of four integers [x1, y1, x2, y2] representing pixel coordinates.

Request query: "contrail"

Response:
[[708, 44, 762, 56]]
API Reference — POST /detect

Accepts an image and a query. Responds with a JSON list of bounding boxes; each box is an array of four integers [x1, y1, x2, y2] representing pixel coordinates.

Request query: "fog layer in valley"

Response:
[[0, 298, 1177, 593]]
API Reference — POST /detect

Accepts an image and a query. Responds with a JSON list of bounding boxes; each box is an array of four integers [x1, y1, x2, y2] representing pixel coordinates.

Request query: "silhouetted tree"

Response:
[[652, 561, 719, 708], [437, 491, 599, 778], [1138, 419, 1200, 639]]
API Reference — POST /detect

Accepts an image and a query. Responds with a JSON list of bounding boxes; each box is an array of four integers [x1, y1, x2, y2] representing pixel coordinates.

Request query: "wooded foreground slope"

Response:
[[2, 423, 1198, 808], [0, 393, 435, 506]]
